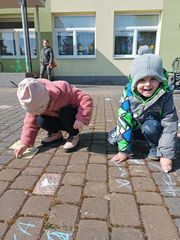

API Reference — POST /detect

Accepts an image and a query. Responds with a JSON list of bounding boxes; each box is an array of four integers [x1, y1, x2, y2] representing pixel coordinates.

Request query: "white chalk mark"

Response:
[[41, 178, 58, 187], [128, 159, 145, 165], [113, 161, 127, 177], [162, 178, 177, 197], [116, 179, 132, 189]]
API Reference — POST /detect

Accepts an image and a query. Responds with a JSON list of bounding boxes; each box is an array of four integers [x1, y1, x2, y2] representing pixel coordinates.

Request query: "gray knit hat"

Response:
[[130, 54, 167, 89], [138, 45, 152, 55]]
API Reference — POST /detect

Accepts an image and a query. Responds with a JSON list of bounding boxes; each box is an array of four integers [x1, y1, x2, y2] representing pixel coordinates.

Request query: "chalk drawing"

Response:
[[114, 161, 127, 177], [10, 55, 30, 73], [14, 234, 17, 240], [105, 98, 111, 101], [162, 178, 178, 197], [18, 221, 35, 236], [128, 159, 145, 165], [116, 179, 132, 190], [47, 228, 74, 240], [41, 178, 58, 187]]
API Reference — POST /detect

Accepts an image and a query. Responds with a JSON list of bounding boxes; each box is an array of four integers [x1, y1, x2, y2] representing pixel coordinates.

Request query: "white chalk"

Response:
[[162, 166, 168, 173]]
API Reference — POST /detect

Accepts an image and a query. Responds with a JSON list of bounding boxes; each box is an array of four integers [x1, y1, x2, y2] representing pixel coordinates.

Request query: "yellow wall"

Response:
[[50, 0, 164, 77]]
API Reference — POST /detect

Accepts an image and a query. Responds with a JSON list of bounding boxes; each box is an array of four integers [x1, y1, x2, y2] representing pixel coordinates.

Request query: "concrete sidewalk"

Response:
[[0, 85, 180, 240]]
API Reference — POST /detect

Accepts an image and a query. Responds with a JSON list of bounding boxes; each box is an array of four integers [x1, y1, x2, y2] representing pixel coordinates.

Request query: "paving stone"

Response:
[[165, 198, 180, 216], [109, 167, 129, 178], [46, 165, 65, 173], [0, 222, 8, 239], [49, 204, 78, 228], [174, 218, 180, 234], [0, 181, 9, 196], [87, 164, 107, 181], [109, 178, 132, 193], [7, 158, 29, 169], [62, 173, 85, 185], [91, 144, 106, 154], [136, 192, 163, 204], [158, 185, 180, 197], [141, 205, 179, 239], [148, 161, 162, 171], [92, 139, 106, 145], [4, 217, 44, 240], [152, 172, 177, 185], [81, 198, 108, 219], [89, 155, 106, 164], [0, 190, 28, 221], [111, 228, 144, 240], [50, 156, 69, 166], [56, 148, 72, 156], [131, 177, 156, 191], [10, 176, 37, 189], [0, 165, 4, 170], [84, 182, 107, 197], [40, 228, 74, 240], [129, 165, 150, 176], [108, 159, 126, 167], [57, 186, 82, 204], [21, 196, 52, 216], [1, 149, 15, 156], [70, 152, 89, 164], [21, 167, 44, 176], [29, 154, 51, 167], [173, 167, 180, 175], [38, 146, 56, 154], [127, 159, 145, 165], [76, 220, 109, 240], [0, 169, 20, 180], [0, 155, 13, 164], [110, 194, 140, 226], [67, 164, 86, 173]]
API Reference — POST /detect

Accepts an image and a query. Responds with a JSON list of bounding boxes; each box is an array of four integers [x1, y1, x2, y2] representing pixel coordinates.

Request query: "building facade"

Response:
[[0, 0, 180, 84]]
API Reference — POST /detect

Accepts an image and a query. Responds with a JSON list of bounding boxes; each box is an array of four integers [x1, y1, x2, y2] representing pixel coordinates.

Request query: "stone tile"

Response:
[[57, 186, 82, 204], [108, 160, 126, 167], [91, 145, 106, 154], [111, 228, 144, 240], [1, 149, 15, 156], [127, 159, 145, 165], [148, 162, 162, 171], [136, 192, 163, 205], [40, 228, 74, 240], [158, 185, 180, 197], [141, 205, 179, 239], [0, 222, 8, 239], [165, 198, 180, 216], [109, 178, 132, 193], [49, 204, 78, 228], [62, 173, 85, 186], [174, 218, 180, 234], [84, 182, 107, 197], [110, 194, 140, 226], [0, 181, 9, 196], [0, 190, 28, 221], [67, 164, 86, 173], [87, 164, 107, 181], [50, 156, 69, 166], [131, 177, 156, 191], [129, 165, 150, 176], [76, 220, 109, 240], [81, 198, 108, 219], [89, 155, 106, 164], [109, 167, 129, 178], [22, 167, 44, 176], [4, 217, 44, 240], [46, 165, 65, 173], [56, 148, 72, 156], [29, 154, 51, 167], [152, 172, 177, 185], [92, 139, 106, 145], [21, 196, 52, 216], [0, 155, 13, 164], [7, 158, 29, 169], [70, 152, 89, 164], [0, 169, 20, 180], [10, 176, 37, 189], [38, 146, 56, 154]]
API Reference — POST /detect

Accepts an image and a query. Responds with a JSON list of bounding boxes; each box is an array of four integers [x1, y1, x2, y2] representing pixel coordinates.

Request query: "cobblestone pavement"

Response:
[[0, 85, 180, 240]]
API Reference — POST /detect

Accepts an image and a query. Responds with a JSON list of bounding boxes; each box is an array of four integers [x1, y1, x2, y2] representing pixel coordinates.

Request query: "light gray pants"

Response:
[[40, 64, 52, 81]]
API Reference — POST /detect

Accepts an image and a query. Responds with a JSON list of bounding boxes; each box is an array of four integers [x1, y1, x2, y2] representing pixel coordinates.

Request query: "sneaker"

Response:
[[63, 134, 79, 153], [148, 147, 160, 161], [41, 130, 63, 145]]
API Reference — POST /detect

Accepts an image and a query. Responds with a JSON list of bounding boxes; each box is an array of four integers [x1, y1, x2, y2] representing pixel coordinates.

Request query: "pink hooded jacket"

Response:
[[20, 79, 93, 147]]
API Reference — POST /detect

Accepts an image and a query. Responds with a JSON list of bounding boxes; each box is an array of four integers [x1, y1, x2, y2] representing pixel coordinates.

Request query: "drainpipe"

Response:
[[36, 5, 41, 58]]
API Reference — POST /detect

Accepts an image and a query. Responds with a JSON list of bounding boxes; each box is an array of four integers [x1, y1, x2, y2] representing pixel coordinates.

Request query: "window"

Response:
[[0, 18, 37, 58], [114, 14, 159, 58], [54, 16, 96, 58]]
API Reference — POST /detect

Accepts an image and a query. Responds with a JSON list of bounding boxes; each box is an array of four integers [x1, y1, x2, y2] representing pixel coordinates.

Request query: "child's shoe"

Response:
[[148, 147, 160, 160], [41, 130, 63, 145], [63, 134, 79, 153]]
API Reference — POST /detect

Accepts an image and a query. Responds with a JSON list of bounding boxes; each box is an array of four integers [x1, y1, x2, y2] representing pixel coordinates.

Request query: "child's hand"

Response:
[[73, 120, 84, 129], [111, 152, 133, 163], [14, 145, 28, 158], [160, 157, 172, 172]]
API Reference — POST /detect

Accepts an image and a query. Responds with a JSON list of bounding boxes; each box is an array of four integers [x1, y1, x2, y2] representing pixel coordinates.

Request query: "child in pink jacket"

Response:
[[14, 78, 93, 157]]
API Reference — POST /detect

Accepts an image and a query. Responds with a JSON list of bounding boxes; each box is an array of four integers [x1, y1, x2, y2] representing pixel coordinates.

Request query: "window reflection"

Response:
[[77, 32, 95, 55], [0, 33, 16, 56], [56, 32, 73, 55]]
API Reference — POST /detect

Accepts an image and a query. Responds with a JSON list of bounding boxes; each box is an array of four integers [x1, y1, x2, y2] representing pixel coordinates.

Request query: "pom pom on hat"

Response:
[[138, 45, 152, 55], [17, 78, 50, 115]]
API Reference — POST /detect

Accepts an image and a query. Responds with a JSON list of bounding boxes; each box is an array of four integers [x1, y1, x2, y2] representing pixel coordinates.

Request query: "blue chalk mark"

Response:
[[47, 229, 74, 240], [18, 221, 35, 236], [47, 183, 58, 186], [14, 234, 17, 240], [105, 98, 111, 101]]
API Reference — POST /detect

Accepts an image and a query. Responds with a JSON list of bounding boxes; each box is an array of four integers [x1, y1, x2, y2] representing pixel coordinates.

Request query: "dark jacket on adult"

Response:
[[40, 46, 54, 66]]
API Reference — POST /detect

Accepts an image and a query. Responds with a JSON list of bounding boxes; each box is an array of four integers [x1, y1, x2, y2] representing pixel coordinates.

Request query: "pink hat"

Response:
[[17, 78, 50, 115]]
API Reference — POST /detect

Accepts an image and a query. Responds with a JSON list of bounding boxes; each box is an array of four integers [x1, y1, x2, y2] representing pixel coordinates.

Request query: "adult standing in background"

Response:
[[40, 39, 54, 81]]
